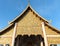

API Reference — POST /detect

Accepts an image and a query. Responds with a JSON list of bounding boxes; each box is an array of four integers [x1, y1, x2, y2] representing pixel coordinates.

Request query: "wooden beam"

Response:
[[0, 35, 12, 38], [12, 23, 17, 46], [41, 22, 48, 46], [41, 41, 43, 46], [47, 35, 60, 37]]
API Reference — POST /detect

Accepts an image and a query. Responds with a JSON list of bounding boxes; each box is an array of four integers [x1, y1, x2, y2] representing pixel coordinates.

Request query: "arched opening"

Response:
[[14, 35, 45, 46]]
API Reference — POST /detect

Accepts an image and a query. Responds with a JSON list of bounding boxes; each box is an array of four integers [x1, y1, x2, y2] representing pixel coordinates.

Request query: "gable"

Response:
[[16, 7, 44, 26], [0, 5, 60, 35], [16, 7, 44, 36], [12, 6, 60, 35], [9, 5, 49, 24]]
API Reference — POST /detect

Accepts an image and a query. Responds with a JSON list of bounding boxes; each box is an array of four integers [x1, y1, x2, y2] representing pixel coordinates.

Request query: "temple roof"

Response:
[[9, 4, 49, 24], [0, 4, 60, 33]]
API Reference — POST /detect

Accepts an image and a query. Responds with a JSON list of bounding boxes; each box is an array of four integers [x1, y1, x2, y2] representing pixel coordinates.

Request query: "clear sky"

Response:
[[0, 0, 60, 31]]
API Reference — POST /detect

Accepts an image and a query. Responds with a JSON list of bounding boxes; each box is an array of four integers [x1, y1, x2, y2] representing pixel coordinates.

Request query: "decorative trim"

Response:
[[0, 35, 12, 38], [47, 35, 60, 37], [12, 23, 17, 46], [41, 22, 48, 46]]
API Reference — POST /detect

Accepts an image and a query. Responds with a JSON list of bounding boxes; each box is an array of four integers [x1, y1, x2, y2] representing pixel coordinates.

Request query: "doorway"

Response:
[[14, 35, 44, 46]]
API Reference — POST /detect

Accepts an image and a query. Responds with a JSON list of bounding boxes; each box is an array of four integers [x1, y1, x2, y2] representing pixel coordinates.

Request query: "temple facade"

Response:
[[0, 4, 60, 46]]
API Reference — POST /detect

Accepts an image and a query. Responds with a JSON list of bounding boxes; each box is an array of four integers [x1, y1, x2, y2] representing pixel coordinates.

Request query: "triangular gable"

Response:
[[0, 5, 60, 34], [9, 5, 49, 24]]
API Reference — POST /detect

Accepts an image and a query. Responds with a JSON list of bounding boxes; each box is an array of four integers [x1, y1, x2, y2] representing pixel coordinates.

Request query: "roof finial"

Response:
[[27, 0, 30, 6]]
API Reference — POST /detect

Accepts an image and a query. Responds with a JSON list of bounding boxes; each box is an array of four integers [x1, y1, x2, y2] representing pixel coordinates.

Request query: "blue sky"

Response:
[[0, 0, 60, 31]]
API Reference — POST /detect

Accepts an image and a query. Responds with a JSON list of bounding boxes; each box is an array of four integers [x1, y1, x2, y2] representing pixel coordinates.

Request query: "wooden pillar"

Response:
[[12, 23, 17, 46], [4, 44, 5, 46], [41, 41, 43, 46], [41, 22, 48, 46]]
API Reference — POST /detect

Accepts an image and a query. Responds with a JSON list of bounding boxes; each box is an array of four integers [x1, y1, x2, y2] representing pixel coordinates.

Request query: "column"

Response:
[[41, 22, 48, 46], [12, 23, 17, 46], [41, 41, 43, 46]]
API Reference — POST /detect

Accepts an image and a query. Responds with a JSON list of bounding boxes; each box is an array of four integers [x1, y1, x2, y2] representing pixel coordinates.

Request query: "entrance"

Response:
[[14, 35, 45, 46]]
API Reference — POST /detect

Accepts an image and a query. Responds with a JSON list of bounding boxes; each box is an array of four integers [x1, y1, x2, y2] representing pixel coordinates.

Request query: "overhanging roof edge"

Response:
[[9, 4, 49, 24]]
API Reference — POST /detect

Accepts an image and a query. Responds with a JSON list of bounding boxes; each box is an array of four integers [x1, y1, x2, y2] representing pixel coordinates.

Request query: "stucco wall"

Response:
[[0, 37, 12, 46]]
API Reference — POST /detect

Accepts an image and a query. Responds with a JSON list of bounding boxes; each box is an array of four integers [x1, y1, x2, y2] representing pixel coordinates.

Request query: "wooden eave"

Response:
[[45, 23, 60, 34], [0, 23, 14, 33]]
